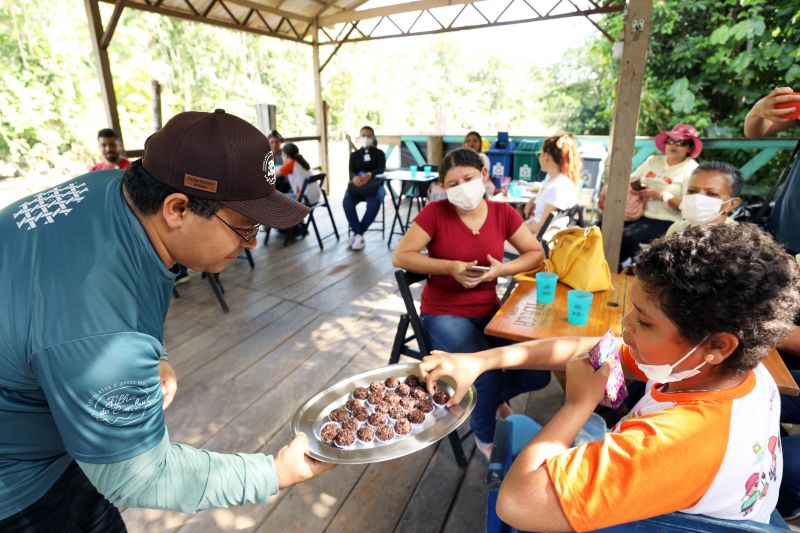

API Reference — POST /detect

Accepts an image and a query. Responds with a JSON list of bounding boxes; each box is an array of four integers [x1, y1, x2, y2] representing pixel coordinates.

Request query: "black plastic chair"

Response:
[[264, 173, 340, 250], [388, 269, 469, 467]]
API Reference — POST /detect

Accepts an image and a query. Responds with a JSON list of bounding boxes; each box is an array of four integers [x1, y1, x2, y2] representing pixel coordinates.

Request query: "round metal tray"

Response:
[[291, 362, 476, 464]]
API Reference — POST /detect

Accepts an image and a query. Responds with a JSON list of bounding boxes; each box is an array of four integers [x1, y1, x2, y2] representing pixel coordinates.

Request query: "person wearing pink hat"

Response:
[[617, 123, 703, 269]]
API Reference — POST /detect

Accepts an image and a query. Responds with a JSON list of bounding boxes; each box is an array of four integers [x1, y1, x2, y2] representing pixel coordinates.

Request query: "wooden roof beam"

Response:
[[222, 0, 312, 22], [319, 0, 480, 26]]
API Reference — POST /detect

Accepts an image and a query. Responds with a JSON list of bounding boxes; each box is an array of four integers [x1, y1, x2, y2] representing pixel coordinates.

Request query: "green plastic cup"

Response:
[[409, 165, 418, 177], [535, 272, 558, 304], [567, 290, 594, 326], [423, 165, 432, 177]]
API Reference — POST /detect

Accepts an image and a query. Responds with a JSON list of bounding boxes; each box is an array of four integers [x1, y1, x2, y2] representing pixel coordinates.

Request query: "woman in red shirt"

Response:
[[393, 148, 550, 457]]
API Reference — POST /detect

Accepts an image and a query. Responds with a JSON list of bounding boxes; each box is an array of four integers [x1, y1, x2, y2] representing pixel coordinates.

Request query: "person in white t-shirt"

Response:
[[618, 124, 702, 267], [279, 143, 319, 205], [522, 134, 581, 235]]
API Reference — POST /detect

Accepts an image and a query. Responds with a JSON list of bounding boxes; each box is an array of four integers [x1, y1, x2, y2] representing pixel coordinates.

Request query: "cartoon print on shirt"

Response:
[[752, 442, 764, 465], [767, 436, 779, 482], [741, 472, 768, 516]]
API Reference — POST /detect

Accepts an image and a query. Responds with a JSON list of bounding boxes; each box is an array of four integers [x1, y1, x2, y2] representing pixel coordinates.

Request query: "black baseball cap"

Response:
[[142, 109, 309, 229]]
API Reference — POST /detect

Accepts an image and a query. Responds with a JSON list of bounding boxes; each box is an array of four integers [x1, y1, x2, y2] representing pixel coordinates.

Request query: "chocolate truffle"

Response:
[[352, 406, 370, 422], [417, 399, 434, 413], [357, 426, 375, 443], [407, 409, 426, 424], [384, 376, 400, 389], [335, 429, 356, 447], [432, 389, 451, 406], [366, 393, 382, 406], [320, 423, 340, 444], [369, 381, 386, 395], [399, 396, 415, 410], [345, 398, 363, 412], [396, 383, 411, 397], [352, 386, 369, 400], [376, 425, 395, 442], [389, 405, 407, 420], [384, 392, 401, 405], [329, 406, 349, 423], [404, 375, 421, 388], [341, 416, 359, 432], [411, 388, 429, 401], [395, 418, 412, 436], [368, 412, 389, 427], [373, 400, 391, 414]]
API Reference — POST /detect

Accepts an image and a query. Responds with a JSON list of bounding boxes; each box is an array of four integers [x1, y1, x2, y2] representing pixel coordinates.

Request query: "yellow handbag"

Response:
[[514, 226, 613, 293]]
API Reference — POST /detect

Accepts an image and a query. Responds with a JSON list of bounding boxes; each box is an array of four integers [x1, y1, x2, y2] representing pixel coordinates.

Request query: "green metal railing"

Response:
[[389, 135, 798, 182]]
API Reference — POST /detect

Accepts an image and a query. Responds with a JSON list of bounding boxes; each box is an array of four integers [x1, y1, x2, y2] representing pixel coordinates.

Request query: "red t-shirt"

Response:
[[414, 200, 523, 318], [89, 158, 131, 171]]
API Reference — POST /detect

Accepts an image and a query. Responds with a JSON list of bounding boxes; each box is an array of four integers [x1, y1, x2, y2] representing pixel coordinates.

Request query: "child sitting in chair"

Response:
[[420, 222, 800, 531]]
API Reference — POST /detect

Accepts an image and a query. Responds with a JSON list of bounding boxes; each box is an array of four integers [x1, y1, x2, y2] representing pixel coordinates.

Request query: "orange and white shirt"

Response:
[[546, 345, 782, 532]]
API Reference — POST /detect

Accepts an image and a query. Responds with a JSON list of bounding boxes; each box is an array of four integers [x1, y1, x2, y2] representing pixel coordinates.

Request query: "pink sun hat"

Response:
[[654, 123, 703, 158]]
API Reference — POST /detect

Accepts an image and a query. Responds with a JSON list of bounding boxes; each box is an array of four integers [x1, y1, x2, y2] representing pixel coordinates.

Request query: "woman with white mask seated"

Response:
[[343, 125, 386, 250], [666, 161, 742, 236], [392, 148, 550, 459]]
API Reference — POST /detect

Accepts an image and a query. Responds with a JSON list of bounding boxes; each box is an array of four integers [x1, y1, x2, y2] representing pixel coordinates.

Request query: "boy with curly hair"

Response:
[[421, 223, 800, 531]]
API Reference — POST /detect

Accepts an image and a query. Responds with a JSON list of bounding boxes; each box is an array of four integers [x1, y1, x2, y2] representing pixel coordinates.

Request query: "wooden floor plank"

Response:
[[441, 447, 485, 533]]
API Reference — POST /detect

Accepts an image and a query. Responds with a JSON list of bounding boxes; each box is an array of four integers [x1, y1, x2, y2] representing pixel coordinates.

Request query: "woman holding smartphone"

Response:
[[393, 148, 549, 458]]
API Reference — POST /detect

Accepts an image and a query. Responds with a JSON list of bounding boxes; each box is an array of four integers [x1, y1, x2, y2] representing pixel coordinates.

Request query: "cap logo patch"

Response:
[[263, 151, 276, 185], [184, 173, 218, 193]]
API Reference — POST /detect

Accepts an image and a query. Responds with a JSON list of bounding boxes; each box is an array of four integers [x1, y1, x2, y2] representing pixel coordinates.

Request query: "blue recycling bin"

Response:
[[487, 132, 516, 187]]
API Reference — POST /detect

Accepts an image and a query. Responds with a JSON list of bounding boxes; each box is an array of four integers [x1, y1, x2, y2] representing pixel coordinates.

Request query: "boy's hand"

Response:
[[419, 350, 484, 406], [275, 433, 335, 489], [564, 353, 610, 409]]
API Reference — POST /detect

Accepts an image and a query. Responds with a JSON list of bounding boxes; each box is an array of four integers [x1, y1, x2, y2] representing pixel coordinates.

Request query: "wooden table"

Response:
[[485, 274, 799, 396], [485, 274, 631, 341]]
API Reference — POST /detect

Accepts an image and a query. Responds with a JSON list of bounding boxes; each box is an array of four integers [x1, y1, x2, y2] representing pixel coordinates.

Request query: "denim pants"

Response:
[[420, 313, 551, 443], [343, 187, 385, 235]]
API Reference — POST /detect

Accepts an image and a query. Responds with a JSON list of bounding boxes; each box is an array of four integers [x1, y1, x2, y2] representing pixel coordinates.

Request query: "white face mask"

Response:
[[360, 136, 373, 148], [680, 194, 726, 225], [635, 337, 708, 383], [446, 178, 485, 211]]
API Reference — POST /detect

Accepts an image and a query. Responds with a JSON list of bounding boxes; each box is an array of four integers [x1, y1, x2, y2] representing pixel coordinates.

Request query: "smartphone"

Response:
[[467, 265, 490, 272], [630, 179, 646, 191]]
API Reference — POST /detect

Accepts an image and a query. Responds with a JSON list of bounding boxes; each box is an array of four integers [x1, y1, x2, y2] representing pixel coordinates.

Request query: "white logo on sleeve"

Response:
[[13, 182, 88, 230], [89, 381, 152, 426]]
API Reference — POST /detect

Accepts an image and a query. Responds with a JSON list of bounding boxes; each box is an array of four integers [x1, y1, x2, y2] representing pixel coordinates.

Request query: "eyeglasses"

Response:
[[665, 138, 692, 147], [213, 212, 261, 244]]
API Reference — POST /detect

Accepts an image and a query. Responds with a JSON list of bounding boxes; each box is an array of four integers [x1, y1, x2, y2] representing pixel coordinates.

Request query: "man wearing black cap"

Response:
[[0, 110, 332, 531]]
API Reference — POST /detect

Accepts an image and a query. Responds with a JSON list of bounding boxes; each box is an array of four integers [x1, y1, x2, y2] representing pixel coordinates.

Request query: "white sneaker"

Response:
[[351, 234, 365, 250], [347, 234, 356, 248]]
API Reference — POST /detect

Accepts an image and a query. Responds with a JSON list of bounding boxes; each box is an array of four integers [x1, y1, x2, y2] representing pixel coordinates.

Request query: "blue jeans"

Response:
[[343, 187, 385, 235], [420, 313, 551, 443]]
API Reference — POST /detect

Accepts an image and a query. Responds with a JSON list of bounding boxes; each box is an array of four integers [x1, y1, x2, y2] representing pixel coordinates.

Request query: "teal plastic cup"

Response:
[[509, 181, 522, 198], [423, 165, 432, 177], [535, 272, 558, 304], [567, 290, 594, 326], [409, 165, 418, 177]]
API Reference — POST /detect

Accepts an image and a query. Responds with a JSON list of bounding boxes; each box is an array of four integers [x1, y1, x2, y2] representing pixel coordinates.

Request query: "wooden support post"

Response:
[[311, 22, 329, 176], [601, 0, 652, 269], [151, 80, 162, 132], [255, 104, 277, 135], [427, 135, 444, 166], [84, 0, 123, 145], [322, 100, 331, 192]]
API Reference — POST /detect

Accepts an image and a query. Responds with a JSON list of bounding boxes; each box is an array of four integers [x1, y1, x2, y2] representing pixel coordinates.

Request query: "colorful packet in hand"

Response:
[[587, 328, 628, 409]]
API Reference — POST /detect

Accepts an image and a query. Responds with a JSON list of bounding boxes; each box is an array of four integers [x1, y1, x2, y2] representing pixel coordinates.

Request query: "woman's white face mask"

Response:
[[680, 194, 729, 225], [360, 136, 373, 148], [446, 178, 485, 211]]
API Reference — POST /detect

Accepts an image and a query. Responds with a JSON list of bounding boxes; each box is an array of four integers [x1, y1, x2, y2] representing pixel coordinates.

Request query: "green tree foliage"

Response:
[[543, 0, 800, 137]]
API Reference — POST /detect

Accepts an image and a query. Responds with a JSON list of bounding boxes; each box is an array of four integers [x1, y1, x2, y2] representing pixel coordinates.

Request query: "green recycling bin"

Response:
[[513, 140, 540, 182]]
